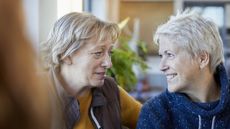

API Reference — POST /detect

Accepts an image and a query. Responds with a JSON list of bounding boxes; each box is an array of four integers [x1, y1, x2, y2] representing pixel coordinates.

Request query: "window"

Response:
[[57, 0, 83, 18]]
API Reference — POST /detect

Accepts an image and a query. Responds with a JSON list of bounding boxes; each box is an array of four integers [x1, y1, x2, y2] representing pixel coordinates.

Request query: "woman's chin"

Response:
[[91, 79, 105, 87]]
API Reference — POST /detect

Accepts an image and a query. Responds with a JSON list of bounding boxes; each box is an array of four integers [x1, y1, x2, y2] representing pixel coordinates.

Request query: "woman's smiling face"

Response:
[[158, 37, 200, 93]]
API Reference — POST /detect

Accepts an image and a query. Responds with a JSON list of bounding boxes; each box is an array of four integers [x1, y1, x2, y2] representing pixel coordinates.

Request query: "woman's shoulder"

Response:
[[138, 91, 171, 126], [142, 91, 169, 112]]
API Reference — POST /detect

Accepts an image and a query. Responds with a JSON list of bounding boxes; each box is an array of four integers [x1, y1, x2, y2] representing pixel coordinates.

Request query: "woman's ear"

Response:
[[198, 51, 209, 69], [62, 56, 72, 65]]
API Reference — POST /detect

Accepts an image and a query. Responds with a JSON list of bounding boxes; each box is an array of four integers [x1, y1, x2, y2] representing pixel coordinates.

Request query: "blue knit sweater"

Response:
[[137, 64, 230, 129]]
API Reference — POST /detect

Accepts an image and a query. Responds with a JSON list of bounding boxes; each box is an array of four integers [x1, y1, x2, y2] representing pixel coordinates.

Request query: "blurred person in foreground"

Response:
[[40, 12, 141, 129], [0, 0, 51, 129], [137, 10, 230, 129]]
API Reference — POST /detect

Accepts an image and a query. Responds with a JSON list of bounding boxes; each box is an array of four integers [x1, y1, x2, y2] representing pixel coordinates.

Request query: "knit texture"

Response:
[[137, 64, 230, 129], [65, 97, 80, 129]]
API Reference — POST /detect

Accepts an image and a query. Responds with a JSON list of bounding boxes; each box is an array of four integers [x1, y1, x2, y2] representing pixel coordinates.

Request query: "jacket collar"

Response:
[[91, 88, 107, 107]]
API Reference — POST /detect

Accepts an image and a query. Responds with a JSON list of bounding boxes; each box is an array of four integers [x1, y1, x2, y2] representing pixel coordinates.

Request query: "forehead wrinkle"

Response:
[[88, 42, 114, 52]]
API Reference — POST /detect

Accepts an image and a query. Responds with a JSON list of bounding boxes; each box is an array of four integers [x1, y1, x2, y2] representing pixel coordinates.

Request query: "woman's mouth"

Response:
[[166, 73, 177, 81], [95, 72, 106, 80]]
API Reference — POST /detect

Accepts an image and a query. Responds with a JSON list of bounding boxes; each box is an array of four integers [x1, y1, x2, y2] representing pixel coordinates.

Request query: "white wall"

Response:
[[174, 0, 183, 14], [39, 0, 57, 43], [91, 0, 107, 20], [23, 0, 39, 50], [22, 0, 56, 73], [226, 4, 230, 28], [23, 0, 57, 52], [57, 0, 82, 18], [23, 0, 85, 51]]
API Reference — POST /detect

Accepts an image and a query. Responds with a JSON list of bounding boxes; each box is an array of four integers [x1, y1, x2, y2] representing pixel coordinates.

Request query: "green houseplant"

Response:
[[107, 22, 148, 91]]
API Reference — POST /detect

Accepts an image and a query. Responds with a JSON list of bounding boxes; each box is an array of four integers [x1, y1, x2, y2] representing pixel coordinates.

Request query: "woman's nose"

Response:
[[159, 58, 168, 72], [101, 54, 112, 68]]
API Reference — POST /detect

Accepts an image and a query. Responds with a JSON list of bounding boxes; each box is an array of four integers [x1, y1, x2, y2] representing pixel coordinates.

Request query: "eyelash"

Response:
[[166, 52, 174, 57], [91, 49, 113, 59], [92, 51, 103, 59], [94, 52, 103, 56], [159, 52, 174, 58]]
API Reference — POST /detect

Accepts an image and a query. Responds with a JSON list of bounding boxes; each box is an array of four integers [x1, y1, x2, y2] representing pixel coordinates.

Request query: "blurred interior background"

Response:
[[22, 0, 230, 103]]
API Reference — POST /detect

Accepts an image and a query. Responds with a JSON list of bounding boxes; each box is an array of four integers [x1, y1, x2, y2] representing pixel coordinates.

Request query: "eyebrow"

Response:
[[94, 43, 114, 49], [90, 44, 115, 52]]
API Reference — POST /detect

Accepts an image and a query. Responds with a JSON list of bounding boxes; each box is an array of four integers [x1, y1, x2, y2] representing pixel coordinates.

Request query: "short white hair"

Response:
[[40, 12, 120, 69], [154, 10, 224, 73]]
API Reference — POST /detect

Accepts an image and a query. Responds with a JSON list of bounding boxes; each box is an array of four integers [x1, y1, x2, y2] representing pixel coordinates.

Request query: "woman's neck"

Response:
[[187, 69, 220, 103]]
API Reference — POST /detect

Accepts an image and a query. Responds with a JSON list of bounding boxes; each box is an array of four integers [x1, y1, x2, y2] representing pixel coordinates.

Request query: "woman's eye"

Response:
[[166, 52, 174, 57], [92, 51, 103, 59], [95, 52, 102, 56]]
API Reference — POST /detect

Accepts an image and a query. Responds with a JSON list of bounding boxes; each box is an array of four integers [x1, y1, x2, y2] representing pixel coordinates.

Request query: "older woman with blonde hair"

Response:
[[40, 12, 141, 129]]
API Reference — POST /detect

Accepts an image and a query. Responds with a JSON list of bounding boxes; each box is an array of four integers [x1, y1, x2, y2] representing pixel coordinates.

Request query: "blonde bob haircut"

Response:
[[41, 12, 120, 69], [154, 10, 224, 73]]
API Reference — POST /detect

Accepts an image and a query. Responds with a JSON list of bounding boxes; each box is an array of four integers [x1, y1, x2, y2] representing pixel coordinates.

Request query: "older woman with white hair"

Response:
[[137, 10, 230, 129], [40, 12, 141, 129]]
